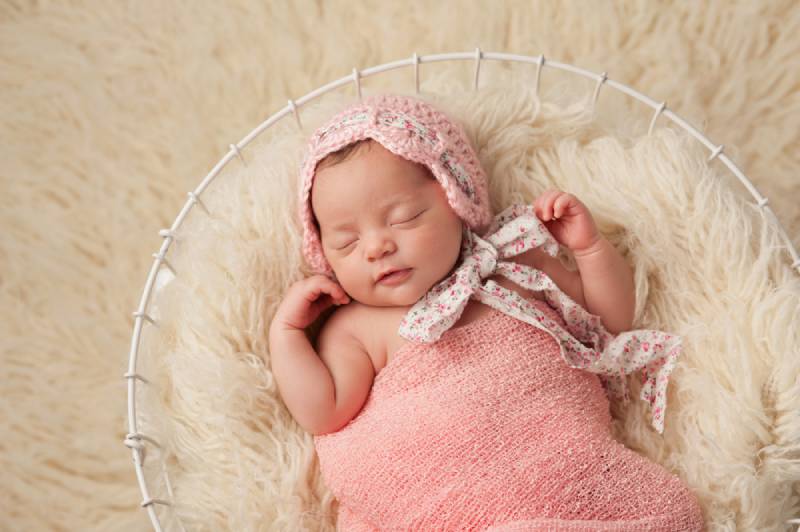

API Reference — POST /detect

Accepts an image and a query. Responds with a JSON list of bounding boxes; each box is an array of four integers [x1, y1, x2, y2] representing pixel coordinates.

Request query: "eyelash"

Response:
[[392, 210, 424, 226], [334, 210, 425, 250]]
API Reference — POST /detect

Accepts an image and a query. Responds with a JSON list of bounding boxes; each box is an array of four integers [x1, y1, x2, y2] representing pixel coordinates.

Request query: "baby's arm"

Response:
[[269, 275, 374, 435], [533, 190, 635, 334], [572, 236, 635, 334]]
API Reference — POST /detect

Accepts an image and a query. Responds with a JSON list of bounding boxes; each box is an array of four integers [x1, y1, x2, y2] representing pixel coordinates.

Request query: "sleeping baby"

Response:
[[269, 93, 704, 530]]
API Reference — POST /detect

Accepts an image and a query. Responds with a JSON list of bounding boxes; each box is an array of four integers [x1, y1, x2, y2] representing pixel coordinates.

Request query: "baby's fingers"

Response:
[[552, 192, 576, 218], [320, 277, 352, 305], [275, 276, 351, 331], [303, 275, 350, 305], [535, 189, 563, 221]]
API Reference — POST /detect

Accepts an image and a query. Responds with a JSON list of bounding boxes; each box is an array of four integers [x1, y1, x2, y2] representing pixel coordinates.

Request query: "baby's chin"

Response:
[[350, 291, 424, 309], [346, 283, 431, 309]]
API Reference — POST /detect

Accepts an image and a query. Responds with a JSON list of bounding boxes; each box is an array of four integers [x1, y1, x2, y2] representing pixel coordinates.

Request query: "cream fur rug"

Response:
[[2, 1, 798, 531]]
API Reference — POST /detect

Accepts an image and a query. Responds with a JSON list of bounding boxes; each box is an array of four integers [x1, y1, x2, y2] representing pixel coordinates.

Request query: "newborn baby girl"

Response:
[[270, 93, 704, 530]]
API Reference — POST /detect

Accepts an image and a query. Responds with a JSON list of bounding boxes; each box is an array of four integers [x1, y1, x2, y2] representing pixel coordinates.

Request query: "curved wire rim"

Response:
[[125, 48, 800, 531]]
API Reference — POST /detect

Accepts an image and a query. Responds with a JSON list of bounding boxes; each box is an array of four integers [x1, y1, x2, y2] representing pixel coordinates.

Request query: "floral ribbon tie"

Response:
[[398, 203, 682, 433]]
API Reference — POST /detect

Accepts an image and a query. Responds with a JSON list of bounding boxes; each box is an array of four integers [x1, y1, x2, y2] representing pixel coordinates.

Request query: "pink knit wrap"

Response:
[[313, 303, 704, 530]]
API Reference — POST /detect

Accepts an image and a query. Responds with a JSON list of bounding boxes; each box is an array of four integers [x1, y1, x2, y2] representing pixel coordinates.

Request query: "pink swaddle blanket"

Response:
[[314, 304, 703, 530], [313, 205, 704, 530]]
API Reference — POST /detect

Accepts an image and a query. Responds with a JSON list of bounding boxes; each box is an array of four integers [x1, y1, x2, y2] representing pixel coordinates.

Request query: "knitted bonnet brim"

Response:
[[298, 93, 492, 275]]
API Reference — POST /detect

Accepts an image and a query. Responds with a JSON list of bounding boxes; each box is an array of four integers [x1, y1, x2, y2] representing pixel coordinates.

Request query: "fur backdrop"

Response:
[[1, 1, 798, 531]]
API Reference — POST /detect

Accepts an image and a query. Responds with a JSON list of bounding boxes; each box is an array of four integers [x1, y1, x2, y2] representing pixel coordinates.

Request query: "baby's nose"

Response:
[[365, 234, 397, 260]]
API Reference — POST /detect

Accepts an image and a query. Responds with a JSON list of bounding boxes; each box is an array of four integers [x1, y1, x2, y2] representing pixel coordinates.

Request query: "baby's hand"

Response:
[[533, 190, 601, 254], [271, 275, 350, 332]]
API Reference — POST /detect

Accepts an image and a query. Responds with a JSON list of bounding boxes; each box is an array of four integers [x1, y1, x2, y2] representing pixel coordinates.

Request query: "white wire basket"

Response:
[[124, 48, 800, 531]]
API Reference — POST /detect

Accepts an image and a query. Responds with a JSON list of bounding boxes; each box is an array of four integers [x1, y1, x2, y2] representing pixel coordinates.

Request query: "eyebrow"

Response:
[[327, 194, 419, 232]]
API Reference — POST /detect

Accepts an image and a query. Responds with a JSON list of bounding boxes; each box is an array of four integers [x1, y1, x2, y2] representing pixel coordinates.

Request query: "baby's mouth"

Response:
[[377, 268, 412, 285]]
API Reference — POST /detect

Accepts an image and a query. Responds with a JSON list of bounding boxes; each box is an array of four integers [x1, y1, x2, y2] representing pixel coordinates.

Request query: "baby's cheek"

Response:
[[419, 224, 461, 259], [414, 225, 442, 247], [327, 259, 359, 292]]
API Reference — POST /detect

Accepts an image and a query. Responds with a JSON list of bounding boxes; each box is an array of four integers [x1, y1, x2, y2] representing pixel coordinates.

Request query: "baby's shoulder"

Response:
[[316, 301, 387, 346], [316, 301, 401, 367], [315, 301, 363, 344]]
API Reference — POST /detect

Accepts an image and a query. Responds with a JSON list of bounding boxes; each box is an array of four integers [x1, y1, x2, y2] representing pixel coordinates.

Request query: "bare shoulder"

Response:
[[316, 301, 398, 373], [315, 301, 387, 361], [315, 301, 368, 350]]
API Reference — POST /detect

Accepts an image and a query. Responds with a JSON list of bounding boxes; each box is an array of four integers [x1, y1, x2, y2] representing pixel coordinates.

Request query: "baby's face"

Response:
[[311, 141, 463, 307]]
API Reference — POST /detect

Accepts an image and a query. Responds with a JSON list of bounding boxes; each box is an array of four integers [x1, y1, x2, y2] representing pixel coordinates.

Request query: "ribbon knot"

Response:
[[397, 203, 683, 434], [398, 204, 560, 344], [471, 236, 498, 279]]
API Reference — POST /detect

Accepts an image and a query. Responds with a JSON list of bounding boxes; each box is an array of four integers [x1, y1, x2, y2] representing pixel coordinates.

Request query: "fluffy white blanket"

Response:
[[2, 2, 798, 531], [139, 85, 800, 530]]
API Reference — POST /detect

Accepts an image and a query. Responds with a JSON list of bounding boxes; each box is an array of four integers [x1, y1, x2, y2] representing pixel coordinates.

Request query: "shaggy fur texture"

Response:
[[1, 1, 798, 531]]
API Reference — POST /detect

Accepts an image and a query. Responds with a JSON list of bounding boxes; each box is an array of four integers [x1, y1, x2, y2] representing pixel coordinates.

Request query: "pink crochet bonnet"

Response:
[[298, 93, 492, 275]]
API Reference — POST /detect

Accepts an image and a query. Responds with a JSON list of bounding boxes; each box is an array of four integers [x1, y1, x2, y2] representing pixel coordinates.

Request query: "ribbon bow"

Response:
[[398, 204, 681, 433]]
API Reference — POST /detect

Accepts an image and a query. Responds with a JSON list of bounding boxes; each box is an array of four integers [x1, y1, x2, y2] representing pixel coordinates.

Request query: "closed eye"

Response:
[[392, 210, 426, 226], [334, 239, 358, 250]]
